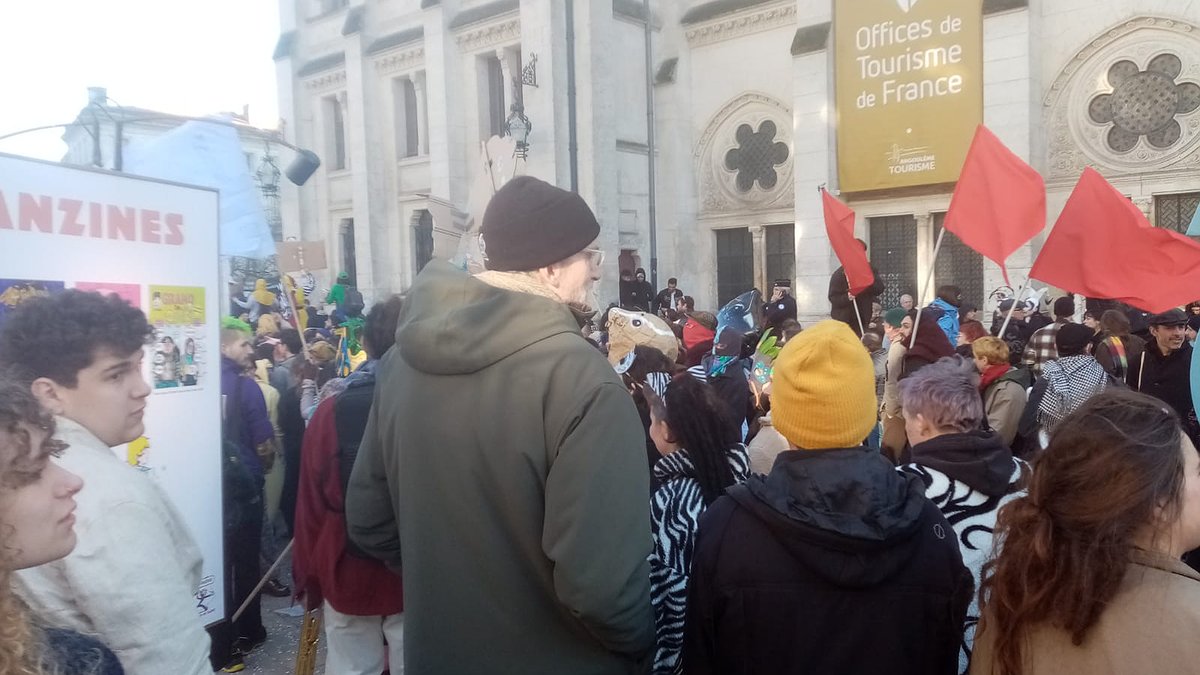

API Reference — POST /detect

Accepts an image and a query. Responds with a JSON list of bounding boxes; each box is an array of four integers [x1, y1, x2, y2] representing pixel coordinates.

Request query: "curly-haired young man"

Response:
[[0, 290, 212, 675]]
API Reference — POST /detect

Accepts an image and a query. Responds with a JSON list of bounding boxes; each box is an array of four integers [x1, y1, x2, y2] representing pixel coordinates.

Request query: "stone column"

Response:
[[497, 47, 515, 111], [412, 70, 429, 156], [914, 213, 934, 304], [750, 224, 767, 296]]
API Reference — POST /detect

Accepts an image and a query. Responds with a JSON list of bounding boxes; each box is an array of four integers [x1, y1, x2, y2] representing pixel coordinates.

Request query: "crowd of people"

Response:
[[1, 174, 1199, 675]]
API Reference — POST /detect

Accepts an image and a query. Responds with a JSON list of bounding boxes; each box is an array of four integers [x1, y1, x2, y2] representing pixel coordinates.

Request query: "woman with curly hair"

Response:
[[971, 389, 1200, 674], [0, 376, 123, 674]]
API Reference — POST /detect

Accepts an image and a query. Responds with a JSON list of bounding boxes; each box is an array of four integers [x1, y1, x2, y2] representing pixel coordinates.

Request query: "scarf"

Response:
[[979, 363, 1011, 392], [1102, 335, 1129, 376], [475, 270, 594, 316], [1038, 355, 1109, 433]]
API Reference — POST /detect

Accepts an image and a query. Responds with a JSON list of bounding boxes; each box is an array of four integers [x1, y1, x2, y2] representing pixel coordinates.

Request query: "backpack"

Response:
[[343, 288, 366, 317], [332, 379, 376, 559]]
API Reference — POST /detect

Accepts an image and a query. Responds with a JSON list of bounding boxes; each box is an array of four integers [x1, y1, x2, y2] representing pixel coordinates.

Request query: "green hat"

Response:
[[883, 307, 907, 328]]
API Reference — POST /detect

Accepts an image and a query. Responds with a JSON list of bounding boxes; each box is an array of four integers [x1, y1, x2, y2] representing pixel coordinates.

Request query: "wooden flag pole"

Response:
[[854, 294, 867, 336], [232, 539, 293, 623], [997, 277, 1030, 340], [908, 228, 947, 350]]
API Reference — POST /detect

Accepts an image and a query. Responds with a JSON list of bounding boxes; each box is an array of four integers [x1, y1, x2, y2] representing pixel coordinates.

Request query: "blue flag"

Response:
[[1187, 204, 1200, 236]]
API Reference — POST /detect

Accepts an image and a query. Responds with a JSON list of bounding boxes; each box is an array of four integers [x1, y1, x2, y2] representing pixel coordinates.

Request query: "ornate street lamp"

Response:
[[504, 88, 532, 159]]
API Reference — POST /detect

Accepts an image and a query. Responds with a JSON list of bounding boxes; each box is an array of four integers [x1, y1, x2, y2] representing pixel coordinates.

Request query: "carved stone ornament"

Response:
[[696, 92, 794, 214], [303, 70, 347, 93], [1044, 16, 1200, 179], [685, 2, 797, 48], [375, 46, 426, 75], [454, 17, 520, 53]]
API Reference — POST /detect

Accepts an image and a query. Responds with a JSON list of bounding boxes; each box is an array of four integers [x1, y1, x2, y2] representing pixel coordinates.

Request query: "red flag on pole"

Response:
[[942, 125, 1045, 285], [822, 189, 875, 295], [1030, 167, 1200, 314]]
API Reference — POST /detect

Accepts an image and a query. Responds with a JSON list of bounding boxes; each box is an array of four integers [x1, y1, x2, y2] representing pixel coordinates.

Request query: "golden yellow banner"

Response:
[[835, 0, 983, 192]]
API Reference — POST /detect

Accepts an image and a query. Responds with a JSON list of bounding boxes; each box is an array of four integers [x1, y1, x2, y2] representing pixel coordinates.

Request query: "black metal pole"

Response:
[[643, 0, 658, 291], [565, 0, 579, 193]]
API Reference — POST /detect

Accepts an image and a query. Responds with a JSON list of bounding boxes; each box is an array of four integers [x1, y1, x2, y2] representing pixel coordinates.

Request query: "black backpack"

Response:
[[332, 380, 376, 558], [343, 288, 366, 318]]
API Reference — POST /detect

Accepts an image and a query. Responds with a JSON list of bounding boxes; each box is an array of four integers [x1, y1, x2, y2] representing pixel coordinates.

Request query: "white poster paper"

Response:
[[0, 152, 224, 622]]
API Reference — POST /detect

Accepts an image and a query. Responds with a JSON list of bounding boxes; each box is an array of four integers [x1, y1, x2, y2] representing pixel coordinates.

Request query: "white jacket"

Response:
[[14, 417, 212, 675]]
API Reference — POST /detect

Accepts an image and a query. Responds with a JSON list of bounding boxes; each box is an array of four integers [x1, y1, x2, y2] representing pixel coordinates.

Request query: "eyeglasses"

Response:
[[582, 247, 605, 267]]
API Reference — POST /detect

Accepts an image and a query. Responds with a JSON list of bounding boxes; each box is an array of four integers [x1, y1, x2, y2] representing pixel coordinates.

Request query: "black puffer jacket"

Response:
[[682, 447, 972, 675]]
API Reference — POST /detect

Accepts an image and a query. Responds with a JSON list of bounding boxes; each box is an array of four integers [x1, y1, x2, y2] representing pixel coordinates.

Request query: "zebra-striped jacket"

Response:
[[901, 432, 1029, 675], [649, 445, 750, 675]]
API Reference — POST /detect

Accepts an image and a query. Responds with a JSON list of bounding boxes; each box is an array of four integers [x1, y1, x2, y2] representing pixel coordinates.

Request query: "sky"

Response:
[[0, 1, 280, 161]]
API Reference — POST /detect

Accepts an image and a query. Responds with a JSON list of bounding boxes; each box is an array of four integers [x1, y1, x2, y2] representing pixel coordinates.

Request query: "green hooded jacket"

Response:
[[346, 262, 655, 674]]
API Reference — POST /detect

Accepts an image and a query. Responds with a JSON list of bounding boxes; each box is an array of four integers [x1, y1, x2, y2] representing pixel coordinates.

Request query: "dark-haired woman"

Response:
[[644, 376, 749, 675], [620, 345, 682, 489], [903, 310, 956, 378], [971, 390, 1200, 674]]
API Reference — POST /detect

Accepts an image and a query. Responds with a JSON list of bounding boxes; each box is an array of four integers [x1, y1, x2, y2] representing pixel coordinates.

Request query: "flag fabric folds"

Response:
[[822, 189, 876, 295], [942, 125, 1046, 285], [1030, 167, 1200, 314]]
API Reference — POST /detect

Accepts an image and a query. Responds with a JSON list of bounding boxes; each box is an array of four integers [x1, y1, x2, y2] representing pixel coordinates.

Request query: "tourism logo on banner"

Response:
[[834, 0, 982, 192]]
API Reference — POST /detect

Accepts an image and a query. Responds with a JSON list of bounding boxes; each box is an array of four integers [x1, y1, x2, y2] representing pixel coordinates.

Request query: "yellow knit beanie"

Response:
[[771, 320, 878, 450]]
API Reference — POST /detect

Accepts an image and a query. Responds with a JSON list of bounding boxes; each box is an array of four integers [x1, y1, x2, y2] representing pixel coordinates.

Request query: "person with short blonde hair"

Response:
[[972, 337, 1030, 447]]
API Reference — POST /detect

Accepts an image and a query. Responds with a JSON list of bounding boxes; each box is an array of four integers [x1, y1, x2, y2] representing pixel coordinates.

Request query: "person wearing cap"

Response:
[[344, 176, 655, 674], [1029, 323, 1112, 437], [682, 321, 972, 675], [1130, 307, 1200, 445], [828, 240, 885, 337], [325, 271, 350, 310], [763, 279, 798, 337]]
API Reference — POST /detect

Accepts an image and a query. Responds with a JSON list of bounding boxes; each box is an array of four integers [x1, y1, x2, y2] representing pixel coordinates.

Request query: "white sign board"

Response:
[[0, 153, 224, 621]]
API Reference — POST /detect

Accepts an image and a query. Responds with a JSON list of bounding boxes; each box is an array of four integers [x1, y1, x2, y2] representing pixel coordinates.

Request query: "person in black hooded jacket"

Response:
[[897, 356, 1028, 674], [682, 321, 972, 675]]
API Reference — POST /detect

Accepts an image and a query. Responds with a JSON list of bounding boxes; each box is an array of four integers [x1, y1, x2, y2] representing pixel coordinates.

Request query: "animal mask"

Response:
[[606, 308, 679, 366], [707, 290, 763, 377]]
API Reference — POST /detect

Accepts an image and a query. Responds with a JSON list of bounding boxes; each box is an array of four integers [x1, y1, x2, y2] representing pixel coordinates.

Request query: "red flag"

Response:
[[1030, 167, 1200, 314], [822, 190, 875, 295], [942, 125, 1046, 285]]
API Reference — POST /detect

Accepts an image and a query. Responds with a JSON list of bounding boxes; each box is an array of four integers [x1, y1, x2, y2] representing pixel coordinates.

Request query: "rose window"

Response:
[[1088, 53, 1200, 152], [724, 120, 789, 192]]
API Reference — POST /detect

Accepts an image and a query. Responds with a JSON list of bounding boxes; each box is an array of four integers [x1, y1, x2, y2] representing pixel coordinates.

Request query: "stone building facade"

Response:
[[275, 0, 1200, 319]]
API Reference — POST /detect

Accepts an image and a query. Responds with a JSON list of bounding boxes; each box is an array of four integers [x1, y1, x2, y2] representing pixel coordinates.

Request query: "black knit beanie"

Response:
[[480, 176, 601, 272]]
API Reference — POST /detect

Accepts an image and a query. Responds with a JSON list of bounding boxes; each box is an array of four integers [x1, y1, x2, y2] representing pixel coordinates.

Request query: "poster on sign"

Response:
[[0, 152, 224, 623]]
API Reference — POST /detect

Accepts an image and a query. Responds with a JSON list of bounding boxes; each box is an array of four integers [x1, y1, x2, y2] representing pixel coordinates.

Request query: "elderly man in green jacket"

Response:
[[346, 176, 655, 675]]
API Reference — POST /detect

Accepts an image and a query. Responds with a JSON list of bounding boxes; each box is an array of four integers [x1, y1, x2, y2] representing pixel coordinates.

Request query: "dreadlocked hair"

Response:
[[977, 390, 1185, 675], [661, 374, 740, 506]]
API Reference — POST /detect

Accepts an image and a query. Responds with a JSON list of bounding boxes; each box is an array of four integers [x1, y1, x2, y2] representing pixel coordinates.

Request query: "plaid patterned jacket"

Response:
[[1023, 319, 1069, 376]]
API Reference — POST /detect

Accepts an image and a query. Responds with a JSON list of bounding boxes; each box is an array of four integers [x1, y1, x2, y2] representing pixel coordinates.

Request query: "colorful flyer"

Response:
[[0, 278, 65, 328], [148, 286, 206, 390], [73, 281, 142, 308]]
